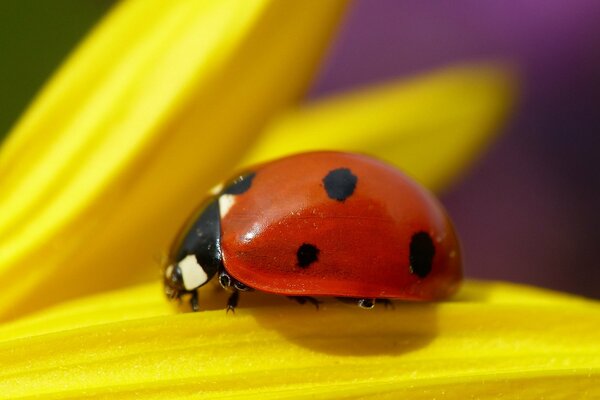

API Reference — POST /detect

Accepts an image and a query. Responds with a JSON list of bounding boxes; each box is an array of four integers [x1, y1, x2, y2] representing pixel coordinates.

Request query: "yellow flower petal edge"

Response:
[[0, 281, 597, 399], [0, 0, 347, 321], [242, 63, 516, 191]]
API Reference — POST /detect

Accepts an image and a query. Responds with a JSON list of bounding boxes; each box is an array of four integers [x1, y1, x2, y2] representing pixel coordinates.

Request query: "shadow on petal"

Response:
[[251, 301, 438, 356], [175, 285, 438, 356]]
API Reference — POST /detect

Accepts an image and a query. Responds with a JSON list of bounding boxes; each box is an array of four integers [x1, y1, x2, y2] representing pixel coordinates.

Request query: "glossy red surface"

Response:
[[220, 152, 462, 300]]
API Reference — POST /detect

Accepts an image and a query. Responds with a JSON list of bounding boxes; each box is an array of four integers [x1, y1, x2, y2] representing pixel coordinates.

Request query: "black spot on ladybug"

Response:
[[322, 168, 357, 201], [409, 232, 435, 278], [297, 243, 320, 268], [223, 172, 255, 195]]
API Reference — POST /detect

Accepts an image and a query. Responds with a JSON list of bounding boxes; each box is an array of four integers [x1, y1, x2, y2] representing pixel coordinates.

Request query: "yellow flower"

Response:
[[0, 0, 598, 398], [0, 281, 598, 398]]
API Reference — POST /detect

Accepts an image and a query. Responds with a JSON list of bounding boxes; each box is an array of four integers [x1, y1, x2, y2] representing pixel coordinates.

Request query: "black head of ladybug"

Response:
[[163, 196, 223, 301]]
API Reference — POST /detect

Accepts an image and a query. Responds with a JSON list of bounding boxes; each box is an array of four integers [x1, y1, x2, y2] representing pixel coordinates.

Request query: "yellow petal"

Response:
[[0, 0, 346, 320], [242, 64, 516, 191], [0, 281, 597, 398]]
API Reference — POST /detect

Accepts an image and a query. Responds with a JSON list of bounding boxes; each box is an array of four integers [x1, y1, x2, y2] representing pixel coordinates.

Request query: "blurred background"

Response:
[[1, 1, 598, 298]]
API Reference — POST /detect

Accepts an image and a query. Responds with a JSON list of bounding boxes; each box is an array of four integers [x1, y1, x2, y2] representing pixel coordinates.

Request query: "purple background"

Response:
[[312, 0, 600, 298]]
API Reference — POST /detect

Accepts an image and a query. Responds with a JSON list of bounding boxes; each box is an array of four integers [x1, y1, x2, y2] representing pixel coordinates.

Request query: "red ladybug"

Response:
[[164, 151, 462, 311]]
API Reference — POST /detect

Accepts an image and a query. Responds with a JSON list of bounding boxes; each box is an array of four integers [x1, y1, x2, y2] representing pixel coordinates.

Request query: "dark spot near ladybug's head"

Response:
[[297, 243, 320, 268], [322, 167, 357, 201], [409, 232, 435, 278], [222, 172, 256, 195]]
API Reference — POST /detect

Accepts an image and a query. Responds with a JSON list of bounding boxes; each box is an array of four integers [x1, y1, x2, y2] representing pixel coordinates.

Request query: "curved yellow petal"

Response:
[[0, 0, 346, 320], [0, 281, 597, 399], [242, 64, 516, 191]]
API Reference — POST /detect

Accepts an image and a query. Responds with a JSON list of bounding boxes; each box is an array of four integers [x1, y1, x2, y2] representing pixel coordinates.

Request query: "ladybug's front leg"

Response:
[[226, 290, 239, 313], [219, 268, 250, 312]]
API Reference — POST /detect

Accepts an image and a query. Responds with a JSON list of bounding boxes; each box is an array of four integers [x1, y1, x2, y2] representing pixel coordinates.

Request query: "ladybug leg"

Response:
[[226, 289, 239, 313], [219, 267, 249, 313], [233, 280, 252, 292], [378, 298, 394, 309], [335, 297, 376, 309], [218, 269, 232, 289], [190, 290, 200, 312], [288, 296, 321, 309], [357, 298, 376, 309], [219, 269, 252, 292]]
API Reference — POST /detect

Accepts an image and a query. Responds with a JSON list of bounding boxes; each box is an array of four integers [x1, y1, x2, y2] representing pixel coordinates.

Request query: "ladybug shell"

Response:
[[220, 152, 462, 301]]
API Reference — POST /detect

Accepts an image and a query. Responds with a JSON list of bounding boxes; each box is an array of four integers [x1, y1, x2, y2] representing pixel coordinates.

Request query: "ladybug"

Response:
[[163, 151, 462, 311]]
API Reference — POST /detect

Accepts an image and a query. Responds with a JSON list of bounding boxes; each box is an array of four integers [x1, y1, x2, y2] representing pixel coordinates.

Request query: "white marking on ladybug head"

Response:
[[219, 194, 236, 218], [179, 254, 209, 291]]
